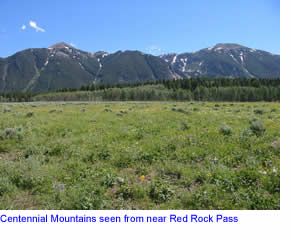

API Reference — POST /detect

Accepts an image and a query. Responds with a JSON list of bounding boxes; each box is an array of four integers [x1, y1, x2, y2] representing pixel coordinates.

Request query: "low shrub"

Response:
[[0, 176, 16, 196], [254, 109, 264, 115], [250, 119, 266, 136], [241, 128, 253, 137], [219, 124, 233, 136], [176, 108, 189, 114], [181, 120, 190, 130], [26, 111, 34, 117], [101, 170, 118, 188], [57, 183, 104, 210], [116, 110, 127, 116], [7, 158, 49, 193], [0, 127, 24, 140], [135, 151, 160, 165], [116, 184, 134, 200], [172, 107, 189, 114], [149, 180, 174, 203]]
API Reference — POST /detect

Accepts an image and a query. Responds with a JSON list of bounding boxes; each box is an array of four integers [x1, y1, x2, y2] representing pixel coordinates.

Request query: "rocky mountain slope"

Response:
[[160, 43, 280, 79], [0, 43, 279, 92]]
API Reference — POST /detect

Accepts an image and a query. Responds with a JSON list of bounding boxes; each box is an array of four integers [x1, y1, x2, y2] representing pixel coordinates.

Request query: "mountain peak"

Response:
[[213, 43, 246, 50], [49, 42, 73, 49]]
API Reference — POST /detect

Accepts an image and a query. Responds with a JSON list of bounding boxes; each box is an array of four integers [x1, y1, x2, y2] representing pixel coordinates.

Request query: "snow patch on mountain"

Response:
[[229, 54, 239, 64], [180, 58, 187, 72], [172, 55, 177, 65], [215, 47, 223, 51], [78, 62, 85, 70], [242, 66, 254, 78], [240, 55, 244, 63]]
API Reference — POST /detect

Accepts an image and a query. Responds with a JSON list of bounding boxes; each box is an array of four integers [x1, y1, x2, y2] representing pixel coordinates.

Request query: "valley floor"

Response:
[[0, 101, 280, 209]]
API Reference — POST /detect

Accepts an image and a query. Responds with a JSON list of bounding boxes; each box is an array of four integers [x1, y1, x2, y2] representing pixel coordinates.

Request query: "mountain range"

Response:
[[0, 43, 280, 92]]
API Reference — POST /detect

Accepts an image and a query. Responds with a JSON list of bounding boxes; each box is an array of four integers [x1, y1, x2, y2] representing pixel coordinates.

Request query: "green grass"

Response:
[[0, 101, 280, 209]]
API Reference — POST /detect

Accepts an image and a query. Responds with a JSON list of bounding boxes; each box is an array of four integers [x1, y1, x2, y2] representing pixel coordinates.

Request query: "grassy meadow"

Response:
[[0, 101, 280, 209]]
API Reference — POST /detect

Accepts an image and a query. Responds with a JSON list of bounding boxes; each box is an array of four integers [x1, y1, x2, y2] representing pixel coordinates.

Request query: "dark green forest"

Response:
[[0, 78, 280, 102]]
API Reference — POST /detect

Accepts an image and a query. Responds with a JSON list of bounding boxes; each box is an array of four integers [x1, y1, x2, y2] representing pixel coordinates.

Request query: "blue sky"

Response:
[[0, 0, 280, 57]]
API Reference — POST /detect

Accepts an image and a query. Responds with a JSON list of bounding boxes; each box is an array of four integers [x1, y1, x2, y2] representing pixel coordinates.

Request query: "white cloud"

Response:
[[146, 45, 164, 55], [29, 20, 45, 32], [21, 25, 26, 30]]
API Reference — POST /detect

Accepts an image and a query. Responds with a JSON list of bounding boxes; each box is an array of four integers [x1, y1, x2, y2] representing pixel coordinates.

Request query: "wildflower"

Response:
[[271, 140, 280, 149], [53, 180, 65, 192], [140, 175, 145, 180]]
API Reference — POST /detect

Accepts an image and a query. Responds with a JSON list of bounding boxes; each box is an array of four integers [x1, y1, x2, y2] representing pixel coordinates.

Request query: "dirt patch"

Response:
[[8, 191, 42, 209], [0, 151, 22, 162]]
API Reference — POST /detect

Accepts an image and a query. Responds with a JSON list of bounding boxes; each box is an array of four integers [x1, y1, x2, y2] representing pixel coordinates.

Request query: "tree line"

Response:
[[69, 77, 279, 92], [55, 77, 280, 102], [0, 77, 280, 102]]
